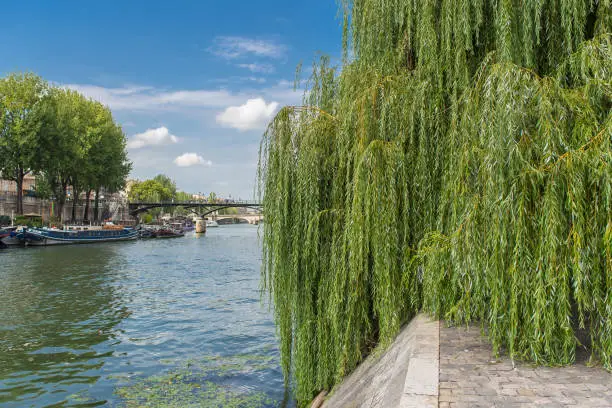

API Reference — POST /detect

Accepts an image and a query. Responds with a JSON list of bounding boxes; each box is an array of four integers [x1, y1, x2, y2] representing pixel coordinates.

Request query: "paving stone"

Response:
[[499, 387, 518, 396], [403, 357, 438, 395], [319, 315, 612, 407], [440, 322, 612, 407], [398, 393, 437, 408], [516, 387, 536, 396], [439, 381, 457, 389]]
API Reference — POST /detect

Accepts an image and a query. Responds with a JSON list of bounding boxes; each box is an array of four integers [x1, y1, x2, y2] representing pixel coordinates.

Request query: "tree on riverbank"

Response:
[[0, 73, 48, 215], [87, 120, 131, 222], [35, 88, 131, 222], [259, 1, 611, 405], [0, 73, 131, 220]]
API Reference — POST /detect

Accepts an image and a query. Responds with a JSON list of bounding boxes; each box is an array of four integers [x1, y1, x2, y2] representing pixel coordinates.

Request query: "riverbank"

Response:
[[320, 314, 612, 407]]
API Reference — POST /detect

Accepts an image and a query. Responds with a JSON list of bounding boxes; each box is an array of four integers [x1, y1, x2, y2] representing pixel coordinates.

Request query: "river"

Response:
[[0, 224, 289, 407]]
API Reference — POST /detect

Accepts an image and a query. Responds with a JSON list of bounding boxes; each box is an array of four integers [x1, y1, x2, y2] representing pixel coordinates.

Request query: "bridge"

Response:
[[214, 214, 263, 225], [128, 200, 262, 218]]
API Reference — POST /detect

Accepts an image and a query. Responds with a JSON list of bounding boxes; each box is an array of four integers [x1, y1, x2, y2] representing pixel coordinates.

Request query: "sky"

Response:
[[0, 1, 343, 199]]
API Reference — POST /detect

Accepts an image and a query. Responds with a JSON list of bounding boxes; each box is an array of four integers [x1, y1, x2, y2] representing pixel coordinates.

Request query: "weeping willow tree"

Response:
[[259, 0, 611, 405]]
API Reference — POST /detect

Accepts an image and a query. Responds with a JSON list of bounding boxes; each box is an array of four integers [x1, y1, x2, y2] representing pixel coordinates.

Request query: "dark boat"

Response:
[[16, 225, 138, 246], [138, 228, 156, 239], [0, 227, 18, 247], [0, 229, 8, 249], [138, 225, 184, 239], [0, 228, 12, 240], [155, 228, 185, 238]]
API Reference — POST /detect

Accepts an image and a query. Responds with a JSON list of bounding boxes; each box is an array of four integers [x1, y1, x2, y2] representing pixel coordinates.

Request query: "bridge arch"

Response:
[[193, 206, 262, 218]]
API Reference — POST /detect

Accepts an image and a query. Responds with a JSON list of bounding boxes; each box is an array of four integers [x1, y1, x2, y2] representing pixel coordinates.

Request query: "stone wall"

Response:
[[322, 314, 439, 408]]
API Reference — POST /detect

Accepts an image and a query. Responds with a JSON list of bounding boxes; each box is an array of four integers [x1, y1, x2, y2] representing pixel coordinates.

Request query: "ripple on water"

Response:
[[0, 225, 290, 407]]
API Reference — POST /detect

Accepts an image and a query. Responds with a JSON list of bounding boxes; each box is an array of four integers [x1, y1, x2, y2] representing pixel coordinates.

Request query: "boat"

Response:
[[16, 224, 139, 246], [1, 227, 21, 246], [206, 219, 219, 228], [169, 218, 194, 232], [138, 224, 185, 239], [0, 227, 14, 240], [155, 227, 185, 238], [169, 222, 186, 233], [0, 227, 15, 248], [138, 228, 156, 239]]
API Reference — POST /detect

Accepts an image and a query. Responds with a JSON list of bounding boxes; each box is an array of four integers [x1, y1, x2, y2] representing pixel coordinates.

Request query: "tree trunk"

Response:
[[94, 188, 100, 222], [57, 182, 68, 224], [15, 168, 24, 215], [83, 190, 92, 222], [71, 188, 79, 223]]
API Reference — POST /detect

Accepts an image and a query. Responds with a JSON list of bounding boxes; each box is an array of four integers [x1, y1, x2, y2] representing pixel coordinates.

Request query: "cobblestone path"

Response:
[[439, 324, 612, 407]]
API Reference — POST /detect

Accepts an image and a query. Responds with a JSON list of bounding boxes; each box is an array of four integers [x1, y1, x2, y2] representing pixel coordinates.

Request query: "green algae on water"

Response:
[[114, 354, 280, 408]]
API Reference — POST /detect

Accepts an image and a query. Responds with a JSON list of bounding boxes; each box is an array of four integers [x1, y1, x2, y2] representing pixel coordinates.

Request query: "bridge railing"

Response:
[[129, 200, 261, 206]]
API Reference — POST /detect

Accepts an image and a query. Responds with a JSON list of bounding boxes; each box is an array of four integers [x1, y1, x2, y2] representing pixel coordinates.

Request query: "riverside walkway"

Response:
[[321, 315, 612, 407]]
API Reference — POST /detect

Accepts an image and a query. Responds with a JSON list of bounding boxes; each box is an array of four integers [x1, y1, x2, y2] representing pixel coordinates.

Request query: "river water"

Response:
[[0, 225, 289, 407]]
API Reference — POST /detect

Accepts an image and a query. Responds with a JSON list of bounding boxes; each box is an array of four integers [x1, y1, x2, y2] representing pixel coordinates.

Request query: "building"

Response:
[[0, 174, 37, 194]]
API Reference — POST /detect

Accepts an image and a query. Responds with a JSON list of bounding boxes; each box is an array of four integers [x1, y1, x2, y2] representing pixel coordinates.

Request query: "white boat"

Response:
[[206, 219, 219, 228]]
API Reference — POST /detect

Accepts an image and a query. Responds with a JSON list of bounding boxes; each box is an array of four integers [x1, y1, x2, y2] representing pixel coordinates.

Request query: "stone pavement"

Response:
[[319, 314, 612, 407], [440, 324, 612, 407]]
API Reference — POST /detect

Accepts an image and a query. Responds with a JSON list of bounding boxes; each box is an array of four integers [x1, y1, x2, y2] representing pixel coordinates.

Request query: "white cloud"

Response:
[[207, 76, 267, 85], [64, 81, 302, 132], [65, 84, 243, 111], [174, 153, 213, 167], [62, 76, 302, 115], [216, 98, 279, 131], [64, 81, 300, 113], [210, 37, 286, 59], [127, 127, 178, 149], [237, 63, 275, 73]]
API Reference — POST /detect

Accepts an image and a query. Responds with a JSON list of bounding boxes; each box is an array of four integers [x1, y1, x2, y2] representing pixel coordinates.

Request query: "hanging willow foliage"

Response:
[[259, 1, 611, 405]]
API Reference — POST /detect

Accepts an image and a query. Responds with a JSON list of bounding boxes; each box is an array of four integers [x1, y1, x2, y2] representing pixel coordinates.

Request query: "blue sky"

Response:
[[0, 1, 343, 199]]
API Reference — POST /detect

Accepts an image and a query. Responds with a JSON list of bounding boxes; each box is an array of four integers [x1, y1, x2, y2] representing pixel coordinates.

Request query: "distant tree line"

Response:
[[129, 174, 178, 202], [129, 175, 220, 204], [0, 73, 131, 221], [129, 174, 192, 220]]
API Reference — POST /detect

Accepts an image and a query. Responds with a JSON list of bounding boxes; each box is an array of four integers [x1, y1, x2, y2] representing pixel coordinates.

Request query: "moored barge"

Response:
[[16, 224, 138, 246]]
